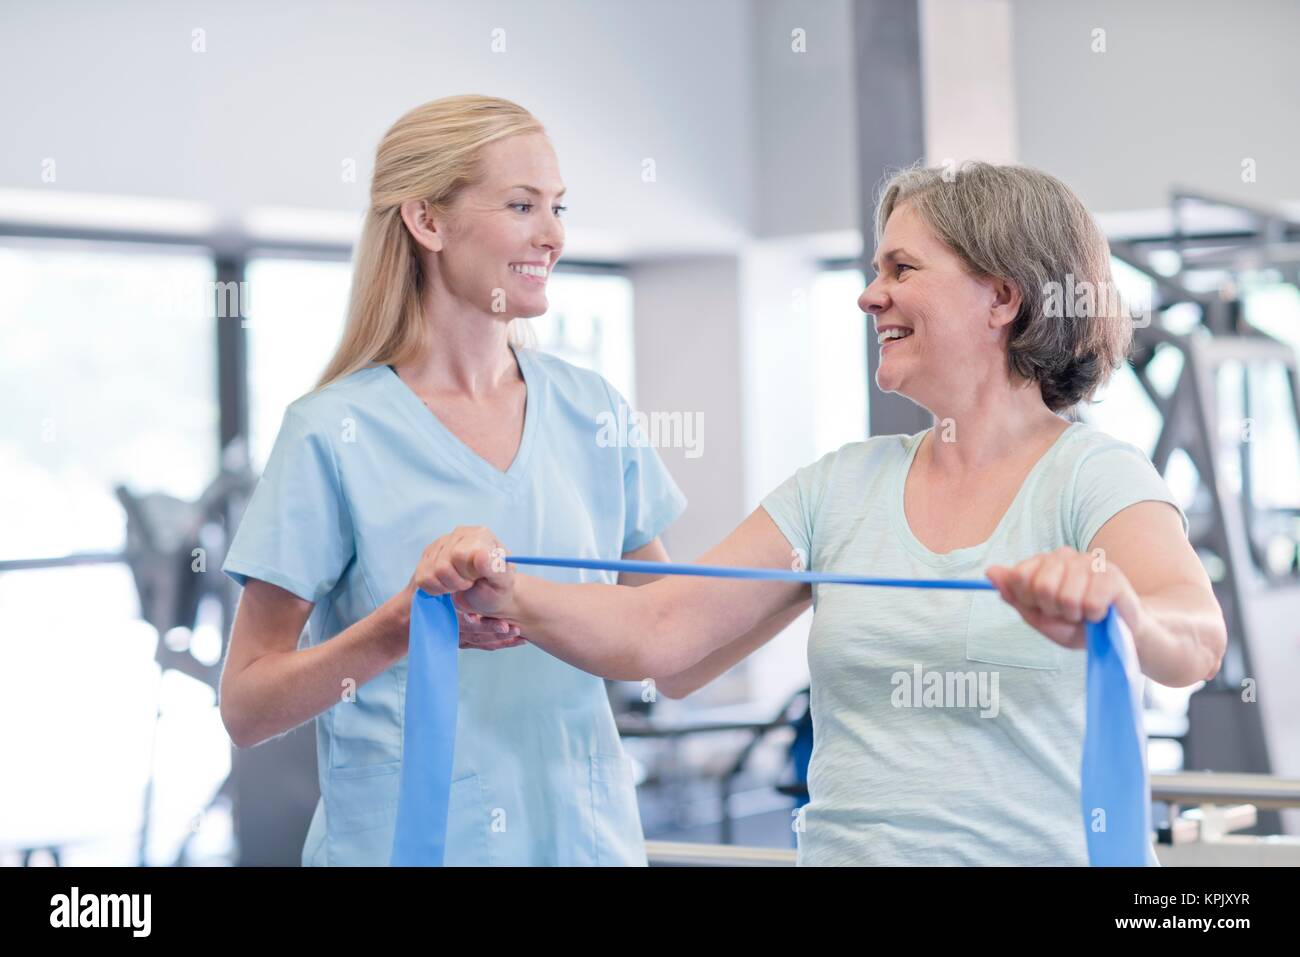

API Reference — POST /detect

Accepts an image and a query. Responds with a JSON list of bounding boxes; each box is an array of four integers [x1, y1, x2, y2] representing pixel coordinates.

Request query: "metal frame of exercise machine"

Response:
[[1110, 189, 1300, 834]]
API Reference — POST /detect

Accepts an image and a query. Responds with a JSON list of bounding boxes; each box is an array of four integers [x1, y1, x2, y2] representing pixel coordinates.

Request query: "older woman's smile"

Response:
[[877, 324, 914, 349]]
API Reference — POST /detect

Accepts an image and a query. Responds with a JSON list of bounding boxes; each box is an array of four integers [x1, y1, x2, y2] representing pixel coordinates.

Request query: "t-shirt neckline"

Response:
[[889, 421, 1080, 568]]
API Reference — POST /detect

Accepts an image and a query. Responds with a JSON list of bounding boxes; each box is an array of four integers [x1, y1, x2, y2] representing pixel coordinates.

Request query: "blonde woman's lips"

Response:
[[509, 262, 548, 282]]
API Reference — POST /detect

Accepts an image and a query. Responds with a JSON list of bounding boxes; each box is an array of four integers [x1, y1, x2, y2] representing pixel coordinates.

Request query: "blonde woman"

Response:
[[218, 95, 806, 866], [415, 162, 1228, 866]]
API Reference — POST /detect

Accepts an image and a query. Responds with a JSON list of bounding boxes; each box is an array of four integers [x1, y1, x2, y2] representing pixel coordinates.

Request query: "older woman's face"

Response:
[[435, 132, 566, 319], [860, 202, 1011, 405]]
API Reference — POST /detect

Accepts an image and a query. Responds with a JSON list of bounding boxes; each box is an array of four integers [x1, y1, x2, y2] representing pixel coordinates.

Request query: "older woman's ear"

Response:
[[987, 275, 1023, 329]]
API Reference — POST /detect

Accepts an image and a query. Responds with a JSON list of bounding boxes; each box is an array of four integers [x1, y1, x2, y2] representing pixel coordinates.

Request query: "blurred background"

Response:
[[2, 0, 1298, 866]]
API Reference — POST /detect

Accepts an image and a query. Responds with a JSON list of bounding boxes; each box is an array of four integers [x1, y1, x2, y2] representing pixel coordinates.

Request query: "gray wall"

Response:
[[5, 0, 1298, 249], [1011, 0, 1300, 212], [0, 0, 756, 259], [753, 0, 859, 238]]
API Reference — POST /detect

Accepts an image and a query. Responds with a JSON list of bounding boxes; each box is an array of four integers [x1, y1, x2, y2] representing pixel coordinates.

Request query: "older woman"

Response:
[[415, 161, 1227, 866]]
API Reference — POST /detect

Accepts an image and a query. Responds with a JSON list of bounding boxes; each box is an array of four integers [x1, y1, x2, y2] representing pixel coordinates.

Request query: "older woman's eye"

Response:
[[509, 202, 533, 213], [896, 263, 914, 274], [553, 205, 567, 218]]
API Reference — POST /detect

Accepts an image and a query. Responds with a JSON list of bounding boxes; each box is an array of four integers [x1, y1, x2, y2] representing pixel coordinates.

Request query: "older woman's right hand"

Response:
[[409, 525, 517, 620]]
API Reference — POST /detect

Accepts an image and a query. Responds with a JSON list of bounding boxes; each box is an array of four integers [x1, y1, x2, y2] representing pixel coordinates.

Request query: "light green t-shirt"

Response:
[[760, 421, 1187, 865]]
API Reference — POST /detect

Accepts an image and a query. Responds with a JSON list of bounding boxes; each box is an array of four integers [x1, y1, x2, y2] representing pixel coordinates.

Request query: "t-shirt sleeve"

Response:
[[759, 447, 839, 567], [1069, 437, 1189, 553], [602, 380, 689, 554], [221, 404, 355, 603]]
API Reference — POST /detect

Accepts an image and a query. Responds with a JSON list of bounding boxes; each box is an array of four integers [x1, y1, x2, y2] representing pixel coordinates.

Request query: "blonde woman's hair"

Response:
[[875, 161, 1131, 413], [314, 95, 544, 391]]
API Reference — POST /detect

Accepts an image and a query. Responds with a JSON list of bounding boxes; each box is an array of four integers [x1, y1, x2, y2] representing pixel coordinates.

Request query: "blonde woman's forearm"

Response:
[[220, 586, 407, 749]]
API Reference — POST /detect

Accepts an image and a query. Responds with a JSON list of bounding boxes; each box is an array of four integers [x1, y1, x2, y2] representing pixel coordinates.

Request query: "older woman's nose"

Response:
[[859, 274, 889, 314]]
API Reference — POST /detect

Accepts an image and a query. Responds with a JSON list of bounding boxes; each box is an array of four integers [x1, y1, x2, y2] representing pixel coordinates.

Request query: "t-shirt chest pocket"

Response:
[[965, 590, 1062, 671]]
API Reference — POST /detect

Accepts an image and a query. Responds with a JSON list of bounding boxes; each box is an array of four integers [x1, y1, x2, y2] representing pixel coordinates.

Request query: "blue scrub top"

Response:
[[222, 345, 687, 866]]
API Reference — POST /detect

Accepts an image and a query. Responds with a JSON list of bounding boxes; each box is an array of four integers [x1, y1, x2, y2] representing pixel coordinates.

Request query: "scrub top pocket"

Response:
[[443, 773, 493, 867], [589, 753, 647, 867], [323, 760, 402, 866]]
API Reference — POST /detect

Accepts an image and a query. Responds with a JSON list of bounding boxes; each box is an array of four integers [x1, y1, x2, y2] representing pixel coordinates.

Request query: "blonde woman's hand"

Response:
[[456, 608, 527, 651]]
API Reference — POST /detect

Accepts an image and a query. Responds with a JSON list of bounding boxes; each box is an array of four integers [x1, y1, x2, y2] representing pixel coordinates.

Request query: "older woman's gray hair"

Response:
[[875, 161, 1132, 414]]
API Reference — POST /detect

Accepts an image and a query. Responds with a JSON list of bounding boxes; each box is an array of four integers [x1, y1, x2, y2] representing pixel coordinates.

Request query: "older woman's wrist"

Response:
[[1123, 589, 1163, 664], [506, 574, 537, 630]]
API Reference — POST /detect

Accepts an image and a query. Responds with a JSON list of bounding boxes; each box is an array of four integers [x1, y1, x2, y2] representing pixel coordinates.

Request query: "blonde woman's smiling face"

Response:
[[434, 132, 567, 319]]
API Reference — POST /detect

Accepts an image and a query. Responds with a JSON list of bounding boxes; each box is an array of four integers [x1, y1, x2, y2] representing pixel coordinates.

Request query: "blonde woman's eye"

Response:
[[510, 202, 533, 213], [896, 263, 914, 275], [553, 205, 567, 217]]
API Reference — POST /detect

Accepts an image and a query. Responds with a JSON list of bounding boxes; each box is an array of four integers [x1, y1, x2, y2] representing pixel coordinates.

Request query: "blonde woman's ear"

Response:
[[399, 198, 444, 253]]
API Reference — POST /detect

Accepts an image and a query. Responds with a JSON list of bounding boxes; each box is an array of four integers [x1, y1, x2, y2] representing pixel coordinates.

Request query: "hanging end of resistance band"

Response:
[[390, 590, 461, 867], [1081, 607, 1155, 866]]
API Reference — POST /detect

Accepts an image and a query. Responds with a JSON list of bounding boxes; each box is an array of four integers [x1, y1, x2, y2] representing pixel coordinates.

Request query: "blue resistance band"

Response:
[[391, 556, 1150, 866]]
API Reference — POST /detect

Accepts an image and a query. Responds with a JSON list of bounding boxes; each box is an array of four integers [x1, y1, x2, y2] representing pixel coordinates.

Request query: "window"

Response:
[[1241, 277, 1300, 510], [530, 270, 636, 403], [809, 268, 868, 455], [244, 256, 353, 471], [0, 238, 227, 864], [0, 239, 218, 560]]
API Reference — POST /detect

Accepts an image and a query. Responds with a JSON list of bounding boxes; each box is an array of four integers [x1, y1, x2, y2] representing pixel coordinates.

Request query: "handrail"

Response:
[[647, 772, 1300, 865], [646, 841, 795, 867], [1150, 771, 1300, 809]]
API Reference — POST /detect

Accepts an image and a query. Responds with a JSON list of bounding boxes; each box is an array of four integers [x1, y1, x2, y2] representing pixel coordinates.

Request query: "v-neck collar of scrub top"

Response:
[[382, 343, 542, 492]]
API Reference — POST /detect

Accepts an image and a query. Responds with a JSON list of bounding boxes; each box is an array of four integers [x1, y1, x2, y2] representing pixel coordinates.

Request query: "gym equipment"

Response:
[[1108, 188, 1300, 835], [115, 438, 258, 865]]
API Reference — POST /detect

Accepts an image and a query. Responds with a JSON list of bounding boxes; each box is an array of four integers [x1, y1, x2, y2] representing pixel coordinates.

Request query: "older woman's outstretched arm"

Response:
[[405, 508, 811, 682]]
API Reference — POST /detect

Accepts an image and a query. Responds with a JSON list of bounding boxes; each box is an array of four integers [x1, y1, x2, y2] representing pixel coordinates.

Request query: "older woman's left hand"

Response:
[[985, 547, 1147, 650]]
